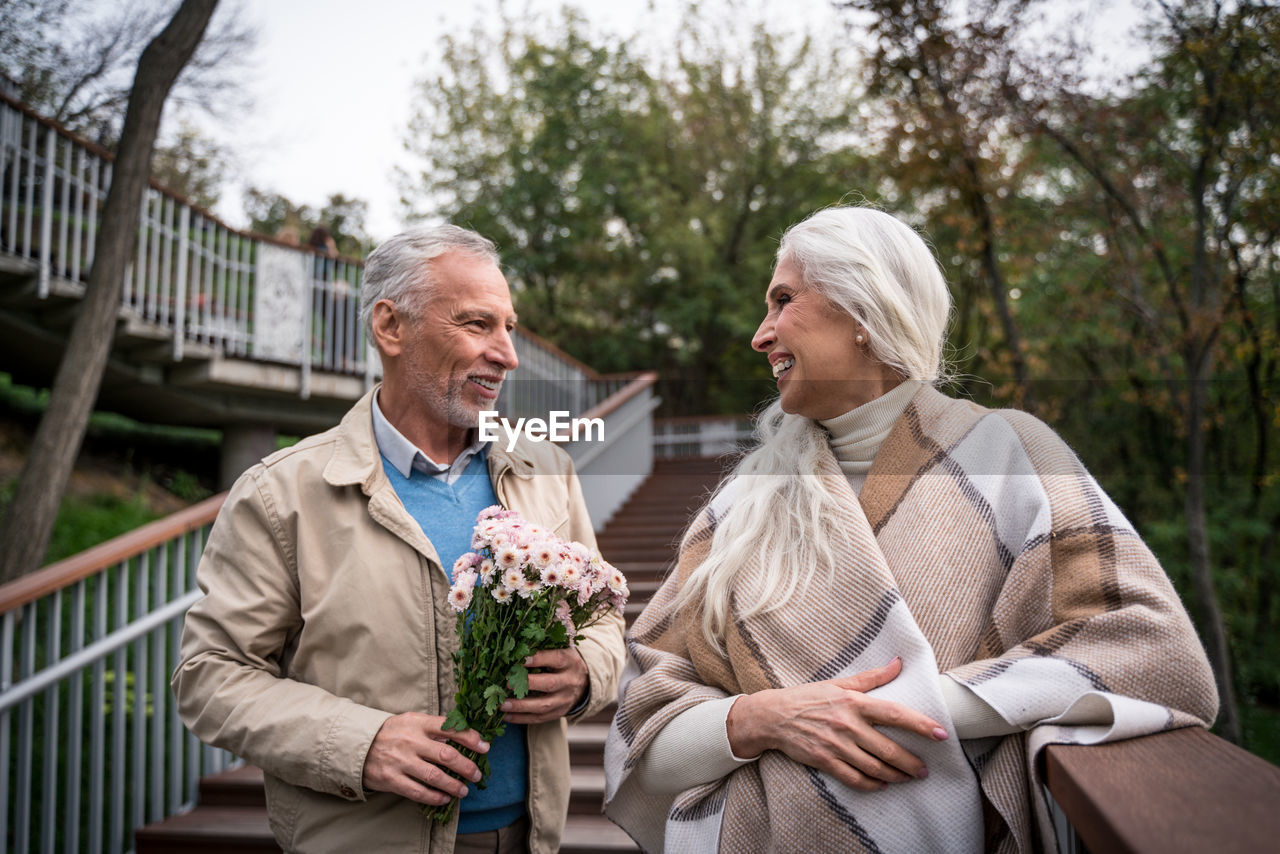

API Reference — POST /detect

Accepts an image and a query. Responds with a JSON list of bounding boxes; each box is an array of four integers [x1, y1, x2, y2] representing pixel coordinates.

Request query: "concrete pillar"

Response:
[[220, 423, 276, 490]]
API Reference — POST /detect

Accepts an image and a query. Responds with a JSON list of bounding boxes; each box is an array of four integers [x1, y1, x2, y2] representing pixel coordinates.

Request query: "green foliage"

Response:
[[402, 5, 872, 413], [245, 188, 373, 258], [0, 478, 160, 565], [150, 120, 229, 210]]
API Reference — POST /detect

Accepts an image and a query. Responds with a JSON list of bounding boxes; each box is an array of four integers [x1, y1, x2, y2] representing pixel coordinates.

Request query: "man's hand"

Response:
[[725, 657, 949, 792], [362, 713, 490, 806], [500, 648, 588, 724]]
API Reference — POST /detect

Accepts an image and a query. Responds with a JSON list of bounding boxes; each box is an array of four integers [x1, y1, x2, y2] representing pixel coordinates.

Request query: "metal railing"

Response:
[[0, 92, 629, 419], [0, 495, 234, 854], [653, 414, 755, 458]]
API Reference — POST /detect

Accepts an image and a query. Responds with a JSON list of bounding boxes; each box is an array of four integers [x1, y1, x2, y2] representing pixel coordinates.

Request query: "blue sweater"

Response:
[[380, 450, 528, 833]]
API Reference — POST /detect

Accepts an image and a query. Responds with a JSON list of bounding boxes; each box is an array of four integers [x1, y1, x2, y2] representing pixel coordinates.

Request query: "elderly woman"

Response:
[[603, 206, 1217, 853]]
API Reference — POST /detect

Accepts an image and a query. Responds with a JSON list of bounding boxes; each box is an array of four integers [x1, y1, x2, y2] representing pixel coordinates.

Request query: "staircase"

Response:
[[134, 456, 729, 853]]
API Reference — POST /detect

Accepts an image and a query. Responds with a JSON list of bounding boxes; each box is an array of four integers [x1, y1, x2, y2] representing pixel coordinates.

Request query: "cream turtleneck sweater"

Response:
[[631, 381, 1018, 796]]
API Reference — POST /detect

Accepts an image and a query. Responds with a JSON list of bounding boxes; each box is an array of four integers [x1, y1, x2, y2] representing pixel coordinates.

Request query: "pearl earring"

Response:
[[856, 334, 865, 344]]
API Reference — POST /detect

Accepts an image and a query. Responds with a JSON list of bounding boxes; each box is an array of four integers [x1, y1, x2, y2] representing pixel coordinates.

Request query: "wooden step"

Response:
[[569, 722, 610, 766], [560, 814, 640, 853], [569, 766, 608, 815], [199, 763, 267, 807], [135, 806, 280, 853]]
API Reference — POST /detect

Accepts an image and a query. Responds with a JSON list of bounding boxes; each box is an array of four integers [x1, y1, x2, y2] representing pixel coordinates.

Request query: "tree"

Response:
[[0, 0, 252, 144], [1010, 0, 1280, 743], [402, 6, 873, 413], [244, 188, 373, 258], [150, 118, 229, 209], [0, 0, 220, 585], [839, 0, 1046, 408]]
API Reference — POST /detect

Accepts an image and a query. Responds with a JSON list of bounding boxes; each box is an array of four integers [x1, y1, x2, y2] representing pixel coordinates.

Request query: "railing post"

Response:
[[38, 126, 55, 298], [174, 205, 190, 361], [301, 272, 312, 400]]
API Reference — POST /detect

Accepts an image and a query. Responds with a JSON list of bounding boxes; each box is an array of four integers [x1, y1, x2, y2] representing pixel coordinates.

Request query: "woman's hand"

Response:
[[725, 657, 948, 792]]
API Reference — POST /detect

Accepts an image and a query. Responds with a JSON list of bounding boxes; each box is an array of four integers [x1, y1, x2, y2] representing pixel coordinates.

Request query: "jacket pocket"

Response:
[[263, 771, 303, 851]]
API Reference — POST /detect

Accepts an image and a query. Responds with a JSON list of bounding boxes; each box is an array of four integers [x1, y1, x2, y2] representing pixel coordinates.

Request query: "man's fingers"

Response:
[[421, 740, 482, 783]]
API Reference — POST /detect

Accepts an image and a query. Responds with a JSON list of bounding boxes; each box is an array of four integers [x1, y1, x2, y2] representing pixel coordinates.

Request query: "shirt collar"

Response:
[[371, 389, 484, 481]]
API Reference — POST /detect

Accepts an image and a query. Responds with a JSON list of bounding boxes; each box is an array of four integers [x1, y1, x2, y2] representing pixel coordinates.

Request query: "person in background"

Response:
[[603, 205, 1217, 853], [174, 224, 626, 854]]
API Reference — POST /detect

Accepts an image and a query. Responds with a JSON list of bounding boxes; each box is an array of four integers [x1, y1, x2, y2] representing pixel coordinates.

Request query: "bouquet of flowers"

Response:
[[429, 504, 628, 824]]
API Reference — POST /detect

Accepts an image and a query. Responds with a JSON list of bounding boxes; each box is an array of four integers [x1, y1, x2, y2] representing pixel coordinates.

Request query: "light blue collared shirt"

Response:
[[370, 390, 485, 485]]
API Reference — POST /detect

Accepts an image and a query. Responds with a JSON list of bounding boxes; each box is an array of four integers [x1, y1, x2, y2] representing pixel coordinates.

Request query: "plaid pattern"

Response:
[[604, 386, 1217, 853]]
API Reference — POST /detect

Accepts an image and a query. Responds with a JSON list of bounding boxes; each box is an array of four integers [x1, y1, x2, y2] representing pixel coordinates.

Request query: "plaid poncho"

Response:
[[604, 386, 1217, 853]]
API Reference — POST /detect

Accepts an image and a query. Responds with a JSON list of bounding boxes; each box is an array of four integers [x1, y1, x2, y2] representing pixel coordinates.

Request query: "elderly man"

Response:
[[173, 225, 625, 854]]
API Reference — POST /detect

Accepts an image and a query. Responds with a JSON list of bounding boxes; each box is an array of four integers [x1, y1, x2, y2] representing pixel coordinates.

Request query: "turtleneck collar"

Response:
[[819, 380, 921, 490]]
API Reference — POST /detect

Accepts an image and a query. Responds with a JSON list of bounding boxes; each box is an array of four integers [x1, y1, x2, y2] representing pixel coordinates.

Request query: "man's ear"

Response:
[[370, 300, 404, 357]]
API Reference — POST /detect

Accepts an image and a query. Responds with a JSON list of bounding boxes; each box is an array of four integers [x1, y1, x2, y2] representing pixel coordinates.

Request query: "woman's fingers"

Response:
[[857, 695, 948, 742], [830, 657, 903, 694]]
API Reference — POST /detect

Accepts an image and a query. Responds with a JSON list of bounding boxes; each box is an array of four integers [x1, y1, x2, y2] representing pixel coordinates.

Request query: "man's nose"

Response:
[[492, 327, 519, 371]]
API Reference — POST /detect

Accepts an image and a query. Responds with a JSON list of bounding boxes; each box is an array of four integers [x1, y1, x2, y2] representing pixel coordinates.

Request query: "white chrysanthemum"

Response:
[[491, 585, 512, 603], [559, 563, 581, 588], [502, 567, 524, 591], [495, 546, 520, 570], [448, 585, 473, 612], [478, 558, 497, 584], [517, 575, 541, 598], [606, 566, 627, 594], [530, 540, 557, 569], [540, 564, 562, 586]]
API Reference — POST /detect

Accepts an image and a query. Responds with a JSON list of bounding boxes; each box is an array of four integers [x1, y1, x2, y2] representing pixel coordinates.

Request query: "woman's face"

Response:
[[751, 258, 881, 420]]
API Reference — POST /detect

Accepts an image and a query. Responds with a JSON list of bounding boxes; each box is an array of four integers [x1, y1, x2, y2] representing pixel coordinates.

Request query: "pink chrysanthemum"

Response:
[[477, 558, 497, 584], [490, 585, 512, 603], [453, 553, 480, 576], [502, 567, 524, 591]]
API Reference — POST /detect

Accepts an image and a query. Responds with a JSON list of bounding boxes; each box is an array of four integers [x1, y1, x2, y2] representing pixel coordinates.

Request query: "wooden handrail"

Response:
[[0, 492, 227, 614], [1044, 726, 1280, 853], [580, 371, 658, 421]]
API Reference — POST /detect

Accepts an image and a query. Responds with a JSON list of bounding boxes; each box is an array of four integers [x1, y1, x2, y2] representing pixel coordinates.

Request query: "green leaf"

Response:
[[483, 684, 507, 717], [508, 664, 530, 698], [442, 707, 468, 732]]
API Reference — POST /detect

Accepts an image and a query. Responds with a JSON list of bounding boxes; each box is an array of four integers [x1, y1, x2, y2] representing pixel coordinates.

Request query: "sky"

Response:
[[200, 0, 1148, 243]]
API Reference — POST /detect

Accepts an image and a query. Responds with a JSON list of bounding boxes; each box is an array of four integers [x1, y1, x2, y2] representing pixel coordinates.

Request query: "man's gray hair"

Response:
[[359, 224, 500, 342]]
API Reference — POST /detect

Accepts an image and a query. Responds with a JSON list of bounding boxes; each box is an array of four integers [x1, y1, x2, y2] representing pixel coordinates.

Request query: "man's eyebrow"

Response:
[[457, 307, 519, 326]]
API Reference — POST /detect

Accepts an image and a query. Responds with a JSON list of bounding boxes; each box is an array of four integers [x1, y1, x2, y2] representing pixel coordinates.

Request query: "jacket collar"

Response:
[[323, 385, 539, 490], [323, 386, 385, 493]]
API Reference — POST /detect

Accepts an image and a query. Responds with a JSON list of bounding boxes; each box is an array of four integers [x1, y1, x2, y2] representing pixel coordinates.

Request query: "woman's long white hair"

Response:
[[676, 206, 952, 651]]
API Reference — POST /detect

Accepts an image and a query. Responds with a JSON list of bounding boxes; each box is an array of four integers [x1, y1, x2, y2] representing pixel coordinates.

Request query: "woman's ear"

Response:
[[370, 300, 404, 358]]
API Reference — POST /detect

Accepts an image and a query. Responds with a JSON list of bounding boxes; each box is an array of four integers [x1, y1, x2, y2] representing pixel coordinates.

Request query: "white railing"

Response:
[[653, 414, 754, 458], [564, 372, 661, 530], [0, 93, 626, 420], [0, 496, 235, 854]]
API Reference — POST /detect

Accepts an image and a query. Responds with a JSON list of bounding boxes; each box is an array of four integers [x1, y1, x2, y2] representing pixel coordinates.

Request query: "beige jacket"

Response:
[[172, 389, 626, 853]]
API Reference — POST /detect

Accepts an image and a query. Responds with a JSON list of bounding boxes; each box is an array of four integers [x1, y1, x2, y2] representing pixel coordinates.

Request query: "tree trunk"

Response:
[[0, 0, 218, 585], [1185, 345, 1241, 743]]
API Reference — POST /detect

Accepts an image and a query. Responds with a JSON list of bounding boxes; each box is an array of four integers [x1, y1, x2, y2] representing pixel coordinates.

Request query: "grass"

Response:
[[0, 477, 164, 565]]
